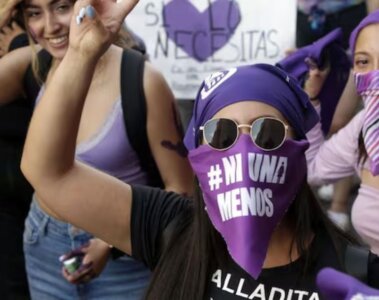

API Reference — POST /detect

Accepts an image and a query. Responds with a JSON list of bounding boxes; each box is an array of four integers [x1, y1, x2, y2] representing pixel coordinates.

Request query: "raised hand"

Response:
[[68, 0, 138, 60], [0, 21, 25, 57], [0, 0, 23, 29]]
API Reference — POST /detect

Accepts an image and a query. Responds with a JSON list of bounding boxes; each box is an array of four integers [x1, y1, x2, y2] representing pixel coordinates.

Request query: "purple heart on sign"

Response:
[[163, 0, 241, 62]]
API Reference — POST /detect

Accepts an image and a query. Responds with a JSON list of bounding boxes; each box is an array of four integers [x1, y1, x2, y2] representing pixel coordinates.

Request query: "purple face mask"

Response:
[[354, 70, 379, 175], [188, 134, 309, 279]]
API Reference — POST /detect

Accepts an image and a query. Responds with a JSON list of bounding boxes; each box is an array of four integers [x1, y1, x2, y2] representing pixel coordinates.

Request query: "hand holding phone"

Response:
[[61, 256, 82, 274], [59, 239, 110, 284]]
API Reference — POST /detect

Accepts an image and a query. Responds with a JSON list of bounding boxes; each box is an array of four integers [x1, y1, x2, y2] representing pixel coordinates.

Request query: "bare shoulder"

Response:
[[143, 61, 174, 107], [143, 61, 165, 84]]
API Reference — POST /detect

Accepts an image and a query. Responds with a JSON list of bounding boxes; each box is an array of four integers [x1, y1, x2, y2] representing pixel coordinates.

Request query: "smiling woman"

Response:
[[23, 0, 73, 59], [0, 0, 194, 298]]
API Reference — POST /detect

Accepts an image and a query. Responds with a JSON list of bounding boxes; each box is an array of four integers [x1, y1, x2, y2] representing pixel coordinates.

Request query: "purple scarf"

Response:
[[277, 28, 350, 135], [317, 268, 379, 299]]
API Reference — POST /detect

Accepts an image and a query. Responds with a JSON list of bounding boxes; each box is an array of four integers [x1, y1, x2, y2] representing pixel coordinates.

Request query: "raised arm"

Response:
[[0, 0, 31, 104], [21, 0, 139, 255], [0, 46, 32, 104], [329, 71, 361, 134], [143, 62, 194, 195], [306, 109, 363, 186], [0, 0, 21, 29]]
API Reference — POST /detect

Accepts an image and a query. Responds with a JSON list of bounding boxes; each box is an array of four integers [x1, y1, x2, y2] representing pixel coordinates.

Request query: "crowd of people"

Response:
[[1, 0, 379, 299]]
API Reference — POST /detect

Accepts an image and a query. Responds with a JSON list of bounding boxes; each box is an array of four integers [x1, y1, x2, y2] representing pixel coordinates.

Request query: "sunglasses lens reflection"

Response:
[[203, 118, 286, 151], [251, 118, 286, 150], [204, 118, 238, 150]]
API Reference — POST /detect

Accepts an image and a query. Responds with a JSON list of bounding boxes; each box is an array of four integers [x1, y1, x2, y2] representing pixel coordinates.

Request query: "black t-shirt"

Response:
[[0, 33, 33, 216], [131, 185, 379, 300]]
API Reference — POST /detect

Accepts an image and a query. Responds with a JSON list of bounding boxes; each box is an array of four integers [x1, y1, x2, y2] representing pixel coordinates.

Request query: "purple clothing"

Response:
[[317, 267, 379, 299], [75, 99, 148, 184], [36, 90, 148, 184], [352, 184, 379, 256], [306, 107, 379, 255], [305, 107, 362, 182]]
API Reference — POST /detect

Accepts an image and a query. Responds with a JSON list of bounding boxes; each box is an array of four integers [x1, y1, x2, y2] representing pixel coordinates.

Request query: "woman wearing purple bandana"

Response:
[[307, 9, 379, 258], [19, 1, 379, 299]]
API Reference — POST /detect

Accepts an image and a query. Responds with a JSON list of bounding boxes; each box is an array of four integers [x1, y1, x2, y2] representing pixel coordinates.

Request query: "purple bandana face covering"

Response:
[[354, 70, 379, 175], [188, 134, 309, 279]]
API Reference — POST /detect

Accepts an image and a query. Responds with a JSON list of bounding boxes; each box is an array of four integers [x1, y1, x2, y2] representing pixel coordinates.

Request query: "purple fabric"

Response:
[[163, 0, 241, 62], [355, 69, 379, 94], [188, 134, 309, 278], [354, 70, 379, 175], [35, 90, 149, 184], [184, 64, 319, 151], [317, 268, 379, 299], [75, 100, 149, 184], [277, 28, 350, 135], [349, 9, 379, 53]]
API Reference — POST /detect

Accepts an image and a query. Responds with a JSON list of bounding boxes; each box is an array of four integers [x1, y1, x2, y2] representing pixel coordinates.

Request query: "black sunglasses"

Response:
[[199, 117, 289, 151]]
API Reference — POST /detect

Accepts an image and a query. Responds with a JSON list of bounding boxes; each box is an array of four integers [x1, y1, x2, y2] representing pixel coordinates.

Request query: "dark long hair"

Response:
[[143, 179, 355, 300]]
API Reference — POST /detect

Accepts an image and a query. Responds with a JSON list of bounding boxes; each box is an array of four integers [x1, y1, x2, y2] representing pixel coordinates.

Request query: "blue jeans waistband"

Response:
[[28, 196, 90, 239]]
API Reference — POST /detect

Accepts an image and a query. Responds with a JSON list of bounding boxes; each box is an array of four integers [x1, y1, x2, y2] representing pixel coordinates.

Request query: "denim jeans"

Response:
[[0, 212, 30, 300], [23, 199, 150, 300]]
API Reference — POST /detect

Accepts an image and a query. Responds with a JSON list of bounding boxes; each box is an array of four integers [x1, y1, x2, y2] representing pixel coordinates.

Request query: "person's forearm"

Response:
[[306, 114, 360, 186], [21, 49, 97, 185], [0, 47, 32, 106]]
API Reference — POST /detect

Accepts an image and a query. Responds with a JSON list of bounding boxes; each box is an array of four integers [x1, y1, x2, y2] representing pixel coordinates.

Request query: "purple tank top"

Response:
[[36, 90, 149, 184]]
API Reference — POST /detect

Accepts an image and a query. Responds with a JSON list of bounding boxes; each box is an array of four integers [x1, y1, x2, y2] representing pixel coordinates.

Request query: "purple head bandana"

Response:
[[317, 268, 379, 300], [277, 28, 350, 135], [350, 9, 379, 53], [184, 64, 319, 151]]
